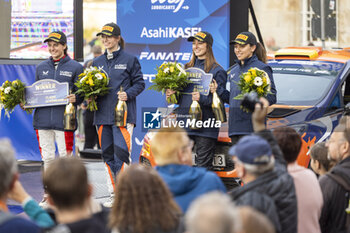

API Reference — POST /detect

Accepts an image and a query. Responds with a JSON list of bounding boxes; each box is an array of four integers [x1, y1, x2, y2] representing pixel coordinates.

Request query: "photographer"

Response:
[[211, 32, 276, 144]]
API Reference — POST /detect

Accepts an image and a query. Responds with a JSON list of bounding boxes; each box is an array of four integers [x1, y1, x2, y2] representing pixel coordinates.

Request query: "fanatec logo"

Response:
[[139, 52, 191, 61], [151, 0, 188, 13]]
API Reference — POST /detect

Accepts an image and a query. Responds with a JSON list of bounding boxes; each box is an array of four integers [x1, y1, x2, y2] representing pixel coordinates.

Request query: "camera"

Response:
[[240, 92, 262, 112]]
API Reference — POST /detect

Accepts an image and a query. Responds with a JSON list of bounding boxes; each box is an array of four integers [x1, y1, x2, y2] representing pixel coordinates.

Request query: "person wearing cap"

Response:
[[30, 31, 83, 207], [166, 31, 227, 169], [229, 97, 297, 233], [211, 31, 277, 144], [93, 23, 145, 207]]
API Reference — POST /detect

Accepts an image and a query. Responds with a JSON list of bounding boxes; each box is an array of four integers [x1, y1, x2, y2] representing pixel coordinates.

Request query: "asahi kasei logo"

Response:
[[151, 0, 188, 13]]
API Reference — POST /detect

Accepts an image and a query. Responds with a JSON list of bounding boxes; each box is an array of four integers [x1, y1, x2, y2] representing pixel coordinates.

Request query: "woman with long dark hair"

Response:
[[166, 31, 227, 169], [211, 31, 277, 144], [109, 164, 183, 233]]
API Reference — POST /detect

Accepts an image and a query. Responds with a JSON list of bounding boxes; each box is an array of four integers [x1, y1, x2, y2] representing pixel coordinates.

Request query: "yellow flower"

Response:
[[244, 74, 252, 83], [88, 78, 94, 86], [12, 80, 18, 86], [250, 69, 257, 77], [170, 66, 174, 73], [257, 86, 264, 95], [102, 73, 106, 79], [1, 96, 5, 101]]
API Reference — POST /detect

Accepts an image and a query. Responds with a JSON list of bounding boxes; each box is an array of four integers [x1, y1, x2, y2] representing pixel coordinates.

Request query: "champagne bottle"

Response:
[[189, 87, 202, 129], [115, 86, 127, 127], [212, 88, 227, 123], [63, 91, 76, 131]]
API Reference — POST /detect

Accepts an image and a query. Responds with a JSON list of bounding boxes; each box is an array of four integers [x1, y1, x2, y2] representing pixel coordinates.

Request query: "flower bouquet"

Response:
[[75, 67, 110, 111], [234, 67, 271, 100], [148, 61, 190, 104], [0, 79, 31, 119]]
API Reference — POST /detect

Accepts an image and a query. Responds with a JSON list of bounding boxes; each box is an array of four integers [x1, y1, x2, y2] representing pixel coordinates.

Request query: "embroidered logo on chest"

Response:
[[42, 70, 49, 75], [114, 64, 127, 70], [60, 71, 73, 77]]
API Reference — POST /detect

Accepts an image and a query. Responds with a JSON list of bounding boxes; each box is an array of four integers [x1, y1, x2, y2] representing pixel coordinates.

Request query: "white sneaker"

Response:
[[103, 194, 115, 208]]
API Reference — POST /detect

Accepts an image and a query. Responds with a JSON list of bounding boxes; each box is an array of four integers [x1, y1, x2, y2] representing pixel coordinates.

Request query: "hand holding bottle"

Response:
[[192, 91, 200, 101], [118, 91, 128, 101], [66, 94, 76, 103], [209, 79, 218, 93]]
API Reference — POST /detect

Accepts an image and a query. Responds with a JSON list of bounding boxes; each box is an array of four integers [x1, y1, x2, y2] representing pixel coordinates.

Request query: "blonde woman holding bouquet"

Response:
[[166, 31, 227, 170], [211, 32, 277, 144], [93, 23, 145, 207]]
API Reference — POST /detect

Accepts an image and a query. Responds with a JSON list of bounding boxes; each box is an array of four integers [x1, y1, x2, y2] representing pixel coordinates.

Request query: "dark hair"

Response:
[[64, 45, 68, 55], [119, 36, 125, 49], [109, 164, 182, 233], [310, 142, 334, 171], [43, 157, 89, 210], [273, 127, 302, 163], [254, 42, 267, 63], [185, 42, 218, 73]]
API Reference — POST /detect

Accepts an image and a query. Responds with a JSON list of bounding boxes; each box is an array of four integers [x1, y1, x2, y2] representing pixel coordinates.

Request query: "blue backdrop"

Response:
[[0, 0, 230, 162], [117, 0, 230, 162], [0, 64, 40, 160]]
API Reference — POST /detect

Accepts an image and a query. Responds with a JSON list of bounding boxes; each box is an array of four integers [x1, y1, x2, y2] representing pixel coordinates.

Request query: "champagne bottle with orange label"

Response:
[[115, 86, 127, 127], [63, 90, 76, 131], [189, 87, 202, 129]]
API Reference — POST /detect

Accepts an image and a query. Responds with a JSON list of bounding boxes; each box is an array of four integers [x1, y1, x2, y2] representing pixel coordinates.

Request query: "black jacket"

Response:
[[319, 156, 350, 233], [230, 130, 297, 233]]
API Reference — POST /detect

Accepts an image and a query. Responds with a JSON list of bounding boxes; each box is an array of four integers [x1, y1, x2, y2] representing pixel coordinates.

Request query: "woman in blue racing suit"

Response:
[[211, 31, 277, 144], [166, 31, 227, 170]]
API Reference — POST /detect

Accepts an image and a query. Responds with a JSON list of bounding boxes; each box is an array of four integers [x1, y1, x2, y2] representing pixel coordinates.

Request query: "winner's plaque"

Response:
[[182, 67, 213, 96], [24, 79, 69, 108]]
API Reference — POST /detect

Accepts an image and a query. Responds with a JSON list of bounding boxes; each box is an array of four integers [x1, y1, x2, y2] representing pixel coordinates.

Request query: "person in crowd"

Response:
[[0, 138, 53, 232], [81, 45, 103, 150], [319, 116, 350, 233], [211, 31, 277, 144], [8, 179, 54, 228], [42, 157, 110, 233], [29, 31, 83, 207], [32, 31, 83, 169], [166, 31, 227, 169], [92, 23, 145, 207], [310, 142, 335, 176], [185, 192, 241, 233], [84, 45, 102, 68], [229, 97, 297, 233], [109, 164, 183, 233], [265, 36, 280, 52], [150, 126, 226, 213], [239, 206, 275, 233], [273, 126, 323, 233]]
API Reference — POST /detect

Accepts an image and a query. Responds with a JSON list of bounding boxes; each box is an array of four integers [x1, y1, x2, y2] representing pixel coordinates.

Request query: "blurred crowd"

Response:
[[1, 97, 350, 233]]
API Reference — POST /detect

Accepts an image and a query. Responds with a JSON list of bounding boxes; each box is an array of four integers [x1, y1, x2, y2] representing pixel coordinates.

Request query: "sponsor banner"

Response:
[[117, 0, 230, 161], [142, 107, 222, 132]]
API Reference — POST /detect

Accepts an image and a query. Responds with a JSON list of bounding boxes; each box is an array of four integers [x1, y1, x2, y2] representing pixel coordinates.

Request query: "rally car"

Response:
[[140, 47, 350, 190]]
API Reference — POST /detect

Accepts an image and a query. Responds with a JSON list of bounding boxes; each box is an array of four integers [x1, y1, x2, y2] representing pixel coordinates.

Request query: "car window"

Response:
[[270, 61, 344, 106], [273, 73, 333, 105]]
